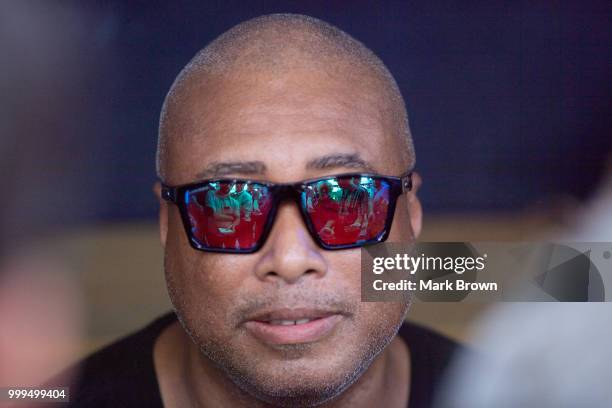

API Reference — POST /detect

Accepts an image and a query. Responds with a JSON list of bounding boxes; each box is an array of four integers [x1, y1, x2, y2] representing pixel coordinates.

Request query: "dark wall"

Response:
[[6, 1, 611, 228]]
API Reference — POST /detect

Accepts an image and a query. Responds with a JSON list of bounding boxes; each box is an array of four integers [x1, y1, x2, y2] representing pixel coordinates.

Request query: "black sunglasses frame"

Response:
[[161, 171, 413, 253]]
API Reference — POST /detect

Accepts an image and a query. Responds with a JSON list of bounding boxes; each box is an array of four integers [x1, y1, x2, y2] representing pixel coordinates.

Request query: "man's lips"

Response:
[[242, 308, 346, 346]]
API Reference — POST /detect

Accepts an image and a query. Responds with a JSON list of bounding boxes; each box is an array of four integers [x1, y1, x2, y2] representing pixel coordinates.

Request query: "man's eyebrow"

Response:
[[306, 153, 376, 173], [195, 161, 267, 179]]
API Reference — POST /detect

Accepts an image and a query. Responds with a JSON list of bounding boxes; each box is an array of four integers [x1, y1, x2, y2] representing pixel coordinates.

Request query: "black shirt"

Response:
[[61, 312, 459, 408]]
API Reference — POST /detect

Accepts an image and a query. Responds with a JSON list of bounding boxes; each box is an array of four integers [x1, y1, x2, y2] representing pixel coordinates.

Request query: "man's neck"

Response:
[[154, 321, 410, 408]]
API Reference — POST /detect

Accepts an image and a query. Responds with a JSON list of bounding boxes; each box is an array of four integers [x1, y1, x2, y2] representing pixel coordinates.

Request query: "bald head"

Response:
[[157, 13, 415, 181]]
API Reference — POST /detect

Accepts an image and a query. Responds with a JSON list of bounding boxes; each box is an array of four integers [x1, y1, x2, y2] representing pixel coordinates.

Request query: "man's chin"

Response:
[[210, 343, 382, 408], [228, 366, 361, 408]]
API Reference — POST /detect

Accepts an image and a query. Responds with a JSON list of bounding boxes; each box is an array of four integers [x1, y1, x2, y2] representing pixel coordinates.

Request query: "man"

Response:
[[65, 13, 459, 407]]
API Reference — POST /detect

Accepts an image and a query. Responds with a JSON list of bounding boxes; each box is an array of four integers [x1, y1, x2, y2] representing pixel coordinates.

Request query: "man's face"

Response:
[[160, 63, 420, 404]]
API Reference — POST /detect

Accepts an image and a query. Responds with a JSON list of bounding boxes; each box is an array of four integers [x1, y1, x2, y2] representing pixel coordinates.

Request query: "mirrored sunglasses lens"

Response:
[[185, 181, 273, 250], [304, 176, 391, 246]]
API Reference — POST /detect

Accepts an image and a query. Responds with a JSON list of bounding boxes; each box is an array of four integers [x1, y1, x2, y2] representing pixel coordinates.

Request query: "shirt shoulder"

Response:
[[48, 312, 177, 408], [398, 322, 463, 408]]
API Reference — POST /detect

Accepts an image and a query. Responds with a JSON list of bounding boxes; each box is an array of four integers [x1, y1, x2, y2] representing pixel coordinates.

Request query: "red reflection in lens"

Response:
[[186, 182, 273, 250], [305, 177, 390, 246]]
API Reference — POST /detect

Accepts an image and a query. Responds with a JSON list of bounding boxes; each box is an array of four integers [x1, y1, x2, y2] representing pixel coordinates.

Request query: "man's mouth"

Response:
[[243, 308, 346, 346], [267, 318, 318, 326]]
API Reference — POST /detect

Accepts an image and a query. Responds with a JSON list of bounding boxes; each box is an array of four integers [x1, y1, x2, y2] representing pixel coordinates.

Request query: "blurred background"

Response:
[[1, 0, 611, 388]]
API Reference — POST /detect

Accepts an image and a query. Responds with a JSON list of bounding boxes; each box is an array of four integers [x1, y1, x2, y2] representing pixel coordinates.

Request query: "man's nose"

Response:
[[253, 202, 328, 284]]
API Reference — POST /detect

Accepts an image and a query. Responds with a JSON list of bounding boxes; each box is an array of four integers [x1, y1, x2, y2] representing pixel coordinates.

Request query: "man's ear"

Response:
[[406, 172, 422, 238], [153, 182, 168, 249]]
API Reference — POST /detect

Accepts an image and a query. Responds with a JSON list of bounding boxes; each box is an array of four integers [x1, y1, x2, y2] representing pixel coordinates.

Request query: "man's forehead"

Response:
[[193, 153, 377, 180], [179, 65, 391, 133], [161, 67, 402, 180], [173, 63, 388, 125]]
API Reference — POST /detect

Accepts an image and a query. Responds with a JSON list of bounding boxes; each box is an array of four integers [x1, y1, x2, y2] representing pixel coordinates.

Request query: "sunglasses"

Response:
[[161, 171, 413, 253]]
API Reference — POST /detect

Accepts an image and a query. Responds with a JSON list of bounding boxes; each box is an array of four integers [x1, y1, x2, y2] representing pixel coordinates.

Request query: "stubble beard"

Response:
[[165, 254, 411, 407]]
